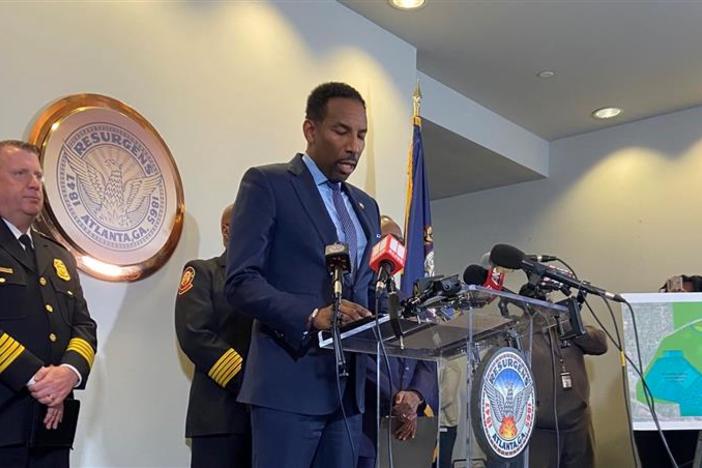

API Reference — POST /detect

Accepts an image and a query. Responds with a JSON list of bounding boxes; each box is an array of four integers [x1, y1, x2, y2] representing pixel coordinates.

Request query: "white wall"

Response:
[[0, 2, 417, 466], [432, 105, 702, 467]]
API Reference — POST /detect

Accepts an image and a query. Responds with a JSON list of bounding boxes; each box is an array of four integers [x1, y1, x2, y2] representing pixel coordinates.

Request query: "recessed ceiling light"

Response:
[[592, 107, 622, 119], [389, 0, 426, 10], [537, 70, 556, 79]]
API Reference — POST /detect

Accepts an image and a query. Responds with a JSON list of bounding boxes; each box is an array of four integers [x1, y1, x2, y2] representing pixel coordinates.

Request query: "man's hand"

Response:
[[44, 402, 64, 430], [392, 390, 422, 421], [393, 417, 417, 441], [28, 365, 78, 406], [312, 300, 372, 330], [391, 390, 423, 440]]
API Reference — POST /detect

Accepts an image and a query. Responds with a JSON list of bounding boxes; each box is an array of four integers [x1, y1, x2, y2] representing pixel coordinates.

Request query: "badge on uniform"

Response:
[[178, 266, 195, 295], [0, 267, 13, 274], [53, 259, 71, 281]]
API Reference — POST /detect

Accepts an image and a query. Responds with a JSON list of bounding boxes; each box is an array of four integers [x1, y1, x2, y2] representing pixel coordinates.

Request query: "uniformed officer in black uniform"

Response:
[[0, 140, 97, 467], [175, 204, 252, 468], [528, 321, 607, 468]]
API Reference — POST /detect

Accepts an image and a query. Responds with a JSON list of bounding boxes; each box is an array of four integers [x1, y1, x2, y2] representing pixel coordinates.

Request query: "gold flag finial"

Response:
[[412, 80, 422, 118], [412, 80, 422, 122]]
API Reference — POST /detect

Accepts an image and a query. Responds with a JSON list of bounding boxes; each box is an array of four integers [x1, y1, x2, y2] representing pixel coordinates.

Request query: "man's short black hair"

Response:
[[305, 82, 366, 122]]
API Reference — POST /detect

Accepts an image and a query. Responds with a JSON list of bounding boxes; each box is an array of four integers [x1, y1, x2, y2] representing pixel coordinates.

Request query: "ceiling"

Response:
[[340, 0, 702, 141]]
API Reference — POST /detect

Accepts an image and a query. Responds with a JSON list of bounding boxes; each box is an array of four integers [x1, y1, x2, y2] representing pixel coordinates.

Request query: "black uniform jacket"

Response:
[[531, 323, 607, 431], [0, 220, 97, 446], [175, 253, 252, 437]]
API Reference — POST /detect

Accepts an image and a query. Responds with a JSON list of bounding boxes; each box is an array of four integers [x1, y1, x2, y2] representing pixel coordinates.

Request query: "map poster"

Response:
[[621, 293, 702, 431]]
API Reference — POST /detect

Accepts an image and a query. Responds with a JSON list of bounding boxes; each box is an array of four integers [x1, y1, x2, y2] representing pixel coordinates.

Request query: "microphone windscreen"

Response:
[[463, 264, 488, 285], [489, 244, 525, 270]]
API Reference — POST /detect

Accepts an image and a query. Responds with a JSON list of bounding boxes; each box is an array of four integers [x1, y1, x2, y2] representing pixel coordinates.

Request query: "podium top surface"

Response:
[[319, 285, 568, 360]]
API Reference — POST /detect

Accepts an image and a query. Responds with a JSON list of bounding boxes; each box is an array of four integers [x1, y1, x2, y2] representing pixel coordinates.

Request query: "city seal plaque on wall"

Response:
[[470, 347, 536, 462], [28, 94, 184, 282]]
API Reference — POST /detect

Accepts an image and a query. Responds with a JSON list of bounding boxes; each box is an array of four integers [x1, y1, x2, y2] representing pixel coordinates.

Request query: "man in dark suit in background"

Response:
[[225, 82, 381, 468], [0, 140, 97, 468], [175, 203, 252, 467], [358, 215, 438, 468]]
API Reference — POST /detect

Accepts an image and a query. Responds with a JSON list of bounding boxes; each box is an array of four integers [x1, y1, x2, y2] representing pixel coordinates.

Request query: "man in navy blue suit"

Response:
[[225, 82, 381, 468]]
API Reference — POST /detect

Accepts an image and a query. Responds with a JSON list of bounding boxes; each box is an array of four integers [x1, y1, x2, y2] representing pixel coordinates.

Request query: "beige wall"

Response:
[[432, 104, 702, 467], [1, 2, 417, 466]]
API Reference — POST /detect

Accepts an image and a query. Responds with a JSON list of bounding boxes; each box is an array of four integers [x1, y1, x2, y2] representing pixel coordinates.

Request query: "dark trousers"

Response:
[[191, 433, 251, 468], [528, 426, 593, 468], [0, 446, 69, 468], [251, 401, 361, 468], [439, 426, 458, 468]]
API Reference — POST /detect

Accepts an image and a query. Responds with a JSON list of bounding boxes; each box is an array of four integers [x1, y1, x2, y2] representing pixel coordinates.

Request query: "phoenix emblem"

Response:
[[484, 378, 533, 440], [65, 152, 162, 229]]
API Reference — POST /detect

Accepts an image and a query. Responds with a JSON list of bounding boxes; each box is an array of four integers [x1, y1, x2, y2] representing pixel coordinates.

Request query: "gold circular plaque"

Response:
[[28, 94, 185, 282]]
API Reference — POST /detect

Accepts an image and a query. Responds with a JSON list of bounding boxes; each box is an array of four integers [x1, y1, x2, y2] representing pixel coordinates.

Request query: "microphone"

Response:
[[325, 243, 350, 299], [463, 264, 507, 306], [526, 254, 558, 262], [324, 243, 350, 377], [369, 235, 406, 291], [462, 264, 505, 291], [403, 274, 461, 312], [489, 243, 625, 302]]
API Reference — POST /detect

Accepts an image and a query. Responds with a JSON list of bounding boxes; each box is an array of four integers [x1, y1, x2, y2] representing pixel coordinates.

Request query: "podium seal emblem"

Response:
[[471, 347, 536, 461]]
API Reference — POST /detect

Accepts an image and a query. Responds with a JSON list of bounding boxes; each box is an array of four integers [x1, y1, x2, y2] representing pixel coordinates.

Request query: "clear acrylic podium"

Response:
[[319, 285, 569, 468]]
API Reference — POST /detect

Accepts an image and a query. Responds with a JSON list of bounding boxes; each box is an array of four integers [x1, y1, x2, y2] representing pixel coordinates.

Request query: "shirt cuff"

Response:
[[60, 363, 82, 387], [303, 308, 321, 338]]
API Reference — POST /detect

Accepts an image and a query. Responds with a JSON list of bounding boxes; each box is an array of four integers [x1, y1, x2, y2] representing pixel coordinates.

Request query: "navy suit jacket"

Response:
[[225, 154, 381, 415]]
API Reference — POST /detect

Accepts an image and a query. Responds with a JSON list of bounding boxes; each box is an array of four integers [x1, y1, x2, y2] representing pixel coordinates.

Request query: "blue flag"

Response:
[[401, 116, 434, 297]]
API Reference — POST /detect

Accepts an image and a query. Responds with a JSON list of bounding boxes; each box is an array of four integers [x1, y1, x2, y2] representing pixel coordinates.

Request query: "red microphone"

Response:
[[463, 264, 505, 290], [462, 264, 506, 303], [484, 266, 506, 290], [369, 235, 406, 290]]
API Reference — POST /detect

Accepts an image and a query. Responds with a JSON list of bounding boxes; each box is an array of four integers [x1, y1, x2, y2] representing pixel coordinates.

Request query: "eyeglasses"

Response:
[[9, 169, 44, 184]]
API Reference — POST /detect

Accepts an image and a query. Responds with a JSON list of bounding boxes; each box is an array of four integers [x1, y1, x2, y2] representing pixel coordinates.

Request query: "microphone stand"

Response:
[[331, 266, 348, 378], [376, 266, 404, 341]]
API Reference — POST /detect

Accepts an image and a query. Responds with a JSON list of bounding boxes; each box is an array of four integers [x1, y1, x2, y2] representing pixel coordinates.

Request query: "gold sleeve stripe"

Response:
[[212, 355, 242, 384], [0, 333, 9, 349], [67, 339, 95, 367], [220, 361, 243, 387], [208, 348, 243, 387], [211, 353, 243, 384], [66, 337, 95, 368], [0, 333, 19, 357], [0, 340, 20, 362], [0, 335, 25, 375], [67, 338, 95, 363], [208, 349, 236, 380]]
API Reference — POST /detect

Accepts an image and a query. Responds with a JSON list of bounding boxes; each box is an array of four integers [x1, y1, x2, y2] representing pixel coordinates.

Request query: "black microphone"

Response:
[[489, 243, 625, 302], [324, 243, 351, 377], [463, 265, 489, 285], [526, 254, 558, 262], [325, 243, 350, 299], [463, 264, 505, 291]]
